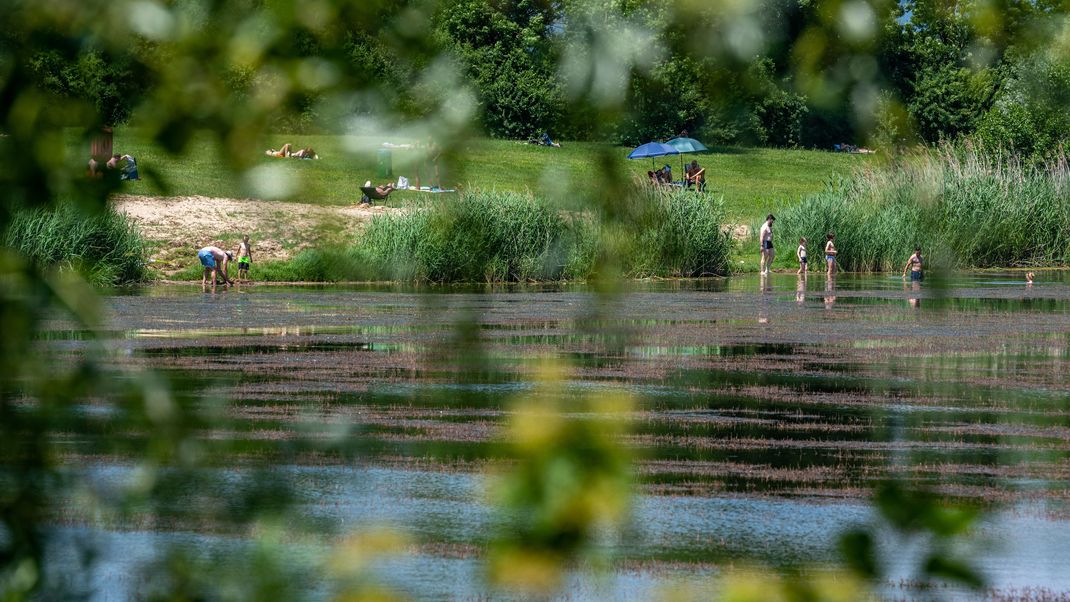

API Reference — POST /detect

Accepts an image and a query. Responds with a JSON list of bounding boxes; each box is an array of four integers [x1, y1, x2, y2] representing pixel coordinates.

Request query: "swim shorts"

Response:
[[762, 240, 774, 250], [910, 270, 923, 281], [800, 257, 808, 264], [198, 249, 216, 268], [825, 255, 836, 262], [239, 258, 251, 271]]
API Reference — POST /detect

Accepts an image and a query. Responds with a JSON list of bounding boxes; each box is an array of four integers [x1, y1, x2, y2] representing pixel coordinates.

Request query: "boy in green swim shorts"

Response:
[[237, 235, 252, 281]]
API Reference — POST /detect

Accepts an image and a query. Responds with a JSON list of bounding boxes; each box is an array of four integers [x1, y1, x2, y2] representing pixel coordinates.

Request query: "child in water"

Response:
[[824, 232, 837, 276], [237, 235, 252, 282], [797, 237, 808, 274]]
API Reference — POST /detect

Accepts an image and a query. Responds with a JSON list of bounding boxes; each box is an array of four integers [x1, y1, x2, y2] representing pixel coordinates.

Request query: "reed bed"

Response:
[[778, 146, 1070, 271], [349, 188, 731, 283], [3, 201, 147, 285]]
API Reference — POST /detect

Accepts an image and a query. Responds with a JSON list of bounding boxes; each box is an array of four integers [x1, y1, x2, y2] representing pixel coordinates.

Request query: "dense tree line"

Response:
[[13, 0, 1070, 154]]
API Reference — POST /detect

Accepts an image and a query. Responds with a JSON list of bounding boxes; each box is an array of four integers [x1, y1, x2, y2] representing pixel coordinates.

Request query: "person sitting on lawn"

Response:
[[360, 181, 395, 204], [106, 153, 140, 180], [685, 160, 705, 191], [659, 164, 673, 184]]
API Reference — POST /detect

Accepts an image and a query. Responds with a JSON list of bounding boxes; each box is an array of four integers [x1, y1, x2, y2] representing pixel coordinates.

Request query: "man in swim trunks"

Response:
[[197, 246, 232, 291], [902, 246, 923, 282], [759, 214, 775, 275]]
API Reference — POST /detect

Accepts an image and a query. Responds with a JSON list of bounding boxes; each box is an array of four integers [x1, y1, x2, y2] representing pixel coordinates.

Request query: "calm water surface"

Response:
[[40, 272, 1070, 599]]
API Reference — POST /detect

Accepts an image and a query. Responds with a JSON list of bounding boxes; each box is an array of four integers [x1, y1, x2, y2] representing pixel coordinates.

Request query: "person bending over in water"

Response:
[[902, 246, 923, 281], [197, 246, 232, 291], [236, 235, 252, 282], [1027, 272, 1035, 286], [824, 232, 837, 276]]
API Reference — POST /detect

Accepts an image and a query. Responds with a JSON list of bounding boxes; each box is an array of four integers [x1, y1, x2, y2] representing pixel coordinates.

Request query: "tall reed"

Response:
[[620, 184, 732, 278], [352, 188, 730, 283], [778, 146, 1070, 271], [3, 202, 147, 285]]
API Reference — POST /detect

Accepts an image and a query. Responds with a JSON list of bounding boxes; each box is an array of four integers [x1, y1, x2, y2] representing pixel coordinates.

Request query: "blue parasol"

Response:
[[627, 141, 680, 175], [627, 141, 680, 160]]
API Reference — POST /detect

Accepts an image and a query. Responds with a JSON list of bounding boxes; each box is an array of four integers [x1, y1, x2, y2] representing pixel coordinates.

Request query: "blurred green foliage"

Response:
[[8, 0, 1069, 149], [0, 0, 1065, 600]]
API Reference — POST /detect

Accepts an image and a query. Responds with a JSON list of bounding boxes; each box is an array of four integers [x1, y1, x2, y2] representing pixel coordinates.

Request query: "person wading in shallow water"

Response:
[[824, 232, 837, 276], [759, 214, 775, 275], [197, 246, 232, 292], [902, 246, 924, 282], [236, 235, 253, 282]]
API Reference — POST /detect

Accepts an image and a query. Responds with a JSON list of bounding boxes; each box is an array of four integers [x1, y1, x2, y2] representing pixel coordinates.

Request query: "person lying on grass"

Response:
[[197, 246, 232, 291], [265, 144, 318, 159]]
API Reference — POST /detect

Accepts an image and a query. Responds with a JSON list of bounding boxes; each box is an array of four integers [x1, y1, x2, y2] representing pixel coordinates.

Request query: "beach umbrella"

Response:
[[627, 141, 680, 173], [666, 137, 709, 179]]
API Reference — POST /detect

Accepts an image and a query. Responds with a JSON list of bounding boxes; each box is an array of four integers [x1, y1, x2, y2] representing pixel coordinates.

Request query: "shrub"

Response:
[[3, 201, 147, 285], [623, 186, 731, 278], [356, 188, 731, 283]]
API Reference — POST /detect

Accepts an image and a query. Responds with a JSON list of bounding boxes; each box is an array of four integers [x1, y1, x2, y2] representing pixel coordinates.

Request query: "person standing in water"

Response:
[[902, 246, 923, 282], [197, 246, 232, 291], [824, 232, 837, 276], [237, 235, 253, 282], [759, 214, 775, 275], [797, 237, 808, 275]]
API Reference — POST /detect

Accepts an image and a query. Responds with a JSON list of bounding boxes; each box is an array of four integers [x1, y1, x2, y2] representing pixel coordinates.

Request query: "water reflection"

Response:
[[904, 280, 921, 308], [34, 273, 1070, 597]]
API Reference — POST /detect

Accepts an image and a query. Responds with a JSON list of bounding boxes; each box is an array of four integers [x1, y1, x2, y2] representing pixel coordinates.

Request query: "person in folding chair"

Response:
[[360, 181, 395, 205]]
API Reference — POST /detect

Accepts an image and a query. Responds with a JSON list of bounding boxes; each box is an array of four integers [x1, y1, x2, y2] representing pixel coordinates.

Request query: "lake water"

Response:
[[38, 272, 1070, 600]]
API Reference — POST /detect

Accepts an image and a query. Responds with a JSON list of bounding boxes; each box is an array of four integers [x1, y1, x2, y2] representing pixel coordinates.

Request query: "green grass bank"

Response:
[[172, 188, 731, 283], [70, 128, 871, 223]]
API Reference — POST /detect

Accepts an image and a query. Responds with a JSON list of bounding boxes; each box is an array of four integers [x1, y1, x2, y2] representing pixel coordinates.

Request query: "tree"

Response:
[[435, 0, 564, 137]]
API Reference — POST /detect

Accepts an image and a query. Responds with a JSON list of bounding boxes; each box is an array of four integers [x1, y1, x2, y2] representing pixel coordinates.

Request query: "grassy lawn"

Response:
[[75, 129, 875, 224]]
